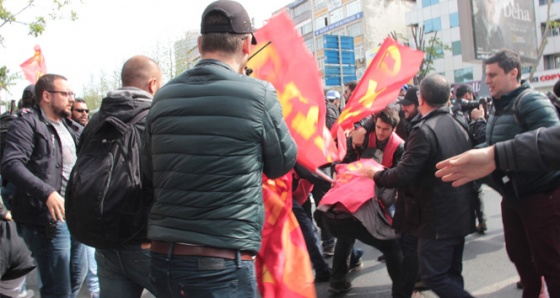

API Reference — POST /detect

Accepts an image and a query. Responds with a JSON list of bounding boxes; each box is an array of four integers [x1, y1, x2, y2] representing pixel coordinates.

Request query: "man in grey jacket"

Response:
[[144, 1, 297, 297]]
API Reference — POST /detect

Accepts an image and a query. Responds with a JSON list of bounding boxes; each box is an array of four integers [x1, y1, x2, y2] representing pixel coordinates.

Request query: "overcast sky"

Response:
[[1, 0, 294, 100]]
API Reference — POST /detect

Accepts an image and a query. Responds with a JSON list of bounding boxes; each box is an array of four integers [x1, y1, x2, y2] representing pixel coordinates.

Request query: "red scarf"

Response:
[[366, 132, 404, 168]]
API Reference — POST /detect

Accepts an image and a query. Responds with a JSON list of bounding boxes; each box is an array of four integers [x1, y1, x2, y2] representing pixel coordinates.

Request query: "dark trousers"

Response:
[[292, 199, 329, 273], [418, 236, 473, 298], [306, 179, 335, 246], [394, 233, 419, 298], [474, 182, 485, 224], [502, 185, 560, 298], [320, 213, 402, 293]]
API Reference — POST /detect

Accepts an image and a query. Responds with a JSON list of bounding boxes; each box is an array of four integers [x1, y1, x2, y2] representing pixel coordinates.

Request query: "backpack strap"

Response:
[[127, 109, 149, 126], [511, 88, 534, 132]]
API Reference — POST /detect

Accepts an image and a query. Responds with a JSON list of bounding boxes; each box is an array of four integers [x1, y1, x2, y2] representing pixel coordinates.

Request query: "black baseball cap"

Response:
[[455, 84, 473, 99], [201, 0, 257, 45], [398, 86, 419, 106]]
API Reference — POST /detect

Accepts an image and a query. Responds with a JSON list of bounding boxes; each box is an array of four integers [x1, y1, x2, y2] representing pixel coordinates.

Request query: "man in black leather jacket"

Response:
[[362, 74, 476, 298], [1, 74, 86, 298]]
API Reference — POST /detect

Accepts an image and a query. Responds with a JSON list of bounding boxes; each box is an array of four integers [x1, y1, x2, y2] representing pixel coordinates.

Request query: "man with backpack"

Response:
[[1, 74, 87, 298], [483, 49, 560, 297], [65, 55, 162, 298]]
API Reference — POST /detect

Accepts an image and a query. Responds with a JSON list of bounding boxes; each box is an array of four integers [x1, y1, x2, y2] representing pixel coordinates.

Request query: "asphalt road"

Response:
[[24, 185, 523, 297]]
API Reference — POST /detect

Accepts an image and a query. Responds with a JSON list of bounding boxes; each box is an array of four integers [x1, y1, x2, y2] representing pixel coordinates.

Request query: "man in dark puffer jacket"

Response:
[[144, 1, 297, 298], [482, 49, 560, 297]]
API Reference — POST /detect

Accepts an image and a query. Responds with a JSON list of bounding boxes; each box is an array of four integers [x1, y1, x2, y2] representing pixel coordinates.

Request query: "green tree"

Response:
[[529, 0, 560, 81], [409, 24, 450, 85], [0, 0, 79, 93]]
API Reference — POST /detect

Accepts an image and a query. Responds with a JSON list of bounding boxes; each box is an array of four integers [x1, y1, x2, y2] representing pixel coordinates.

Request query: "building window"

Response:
[[346, 0, 361, 16], [293, 1, 310, 17], [452, 41, 461, 56], [331, 29, 345, 36], [347, 21, 363, 37], [544, 54, 560, 70], [541, 19, 560, 37], [424, 17, 442, 33], [454, 67, 474, 83], [305, 38, 315, 52], [315, 15, 327, 30], [316, 35, 324, 50], [330, 8, 343, 23], [423, 0, 439, 8], [355, 43, 364, 62], [318, 58, 324, 71], [521, 66, 533, 74], [315, 0, 326, 10], [540, 0, 560, 5], [299, 20, 313, 36], [449, 12, 459, 28]]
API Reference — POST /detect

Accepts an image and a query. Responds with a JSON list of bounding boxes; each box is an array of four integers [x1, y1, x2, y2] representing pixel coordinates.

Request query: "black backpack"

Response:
[[66, 109, 149, 249], [0, 101, 17, 186]]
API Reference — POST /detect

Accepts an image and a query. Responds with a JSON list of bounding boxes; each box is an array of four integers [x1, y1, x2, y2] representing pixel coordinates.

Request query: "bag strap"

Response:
[[511, 88, 533, 132], [127, 109, 149, 127]]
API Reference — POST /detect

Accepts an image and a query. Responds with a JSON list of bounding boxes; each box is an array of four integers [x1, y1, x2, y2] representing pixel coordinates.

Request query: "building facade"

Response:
[[173, 0, 559, 93], [406, 0, 560, 93], [283, 0, 415, 89]]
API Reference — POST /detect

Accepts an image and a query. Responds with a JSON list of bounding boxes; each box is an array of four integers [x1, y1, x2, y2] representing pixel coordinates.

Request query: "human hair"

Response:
[[35, 74, 67, 103], [553, 79, 560, 97], [72, 98, 86, 110], [484, 49, 522, 81], [200, 12, 245, 54], [375, 106, 400, 128], [344, 80, 357, 92], [419, 74, 450, 107], [121, 55, 160, 89]]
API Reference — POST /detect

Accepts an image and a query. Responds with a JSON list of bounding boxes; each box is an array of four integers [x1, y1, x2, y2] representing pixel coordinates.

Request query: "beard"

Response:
[[52, 102, 71, 118]]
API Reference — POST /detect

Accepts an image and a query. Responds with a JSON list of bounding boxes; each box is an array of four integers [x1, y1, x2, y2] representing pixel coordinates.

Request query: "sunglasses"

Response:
[[73, 108, 89, 113]]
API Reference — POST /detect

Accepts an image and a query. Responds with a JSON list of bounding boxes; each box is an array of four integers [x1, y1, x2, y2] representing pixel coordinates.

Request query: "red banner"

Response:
[[20, 45, 47, 84], [320, 159, 384, 213], [331, 38, 424, 135], [248, 11, 341, 172], [257, 174, 316, 298]]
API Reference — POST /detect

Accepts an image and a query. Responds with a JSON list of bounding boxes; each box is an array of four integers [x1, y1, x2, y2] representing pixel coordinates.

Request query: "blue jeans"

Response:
[[96, 245, 157, 298], [85, 246, 99, 295], [418, 236, 473, 298], [151, 252, 257, 298], [19, 222, 87, 298]]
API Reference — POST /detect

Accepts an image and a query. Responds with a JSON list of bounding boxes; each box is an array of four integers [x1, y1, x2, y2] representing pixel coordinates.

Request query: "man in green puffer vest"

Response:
[[143, 1, 297, 298]]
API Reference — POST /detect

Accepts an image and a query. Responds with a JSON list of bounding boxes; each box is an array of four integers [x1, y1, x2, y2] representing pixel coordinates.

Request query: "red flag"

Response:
[[20, 45, 47, 84], [320, 159, 384, 213], [248, 11, 341, 172], [331, 38, 424, 135], [257, 174, 316, 298]]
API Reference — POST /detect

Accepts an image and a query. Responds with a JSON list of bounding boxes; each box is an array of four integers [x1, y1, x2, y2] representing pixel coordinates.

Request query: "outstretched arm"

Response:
[[435, 146, 496, 187]]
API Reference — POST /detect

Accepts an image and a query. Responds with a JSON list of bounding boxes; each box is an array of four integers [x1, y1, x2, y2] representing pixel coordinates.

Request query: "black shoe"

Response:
[[314, 269, 331, 283], [328, 281, 352, 294], [323, 245, 335, 257], [516, 280, 523, 289], [348, 249, 363, 273], [377, 254, 386, 262]]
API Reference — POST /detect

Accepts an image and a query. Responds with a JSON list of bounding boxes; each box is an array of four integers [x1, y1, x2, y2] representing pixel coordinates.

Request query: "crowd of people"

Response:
[[1, 1, 560, 298]]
